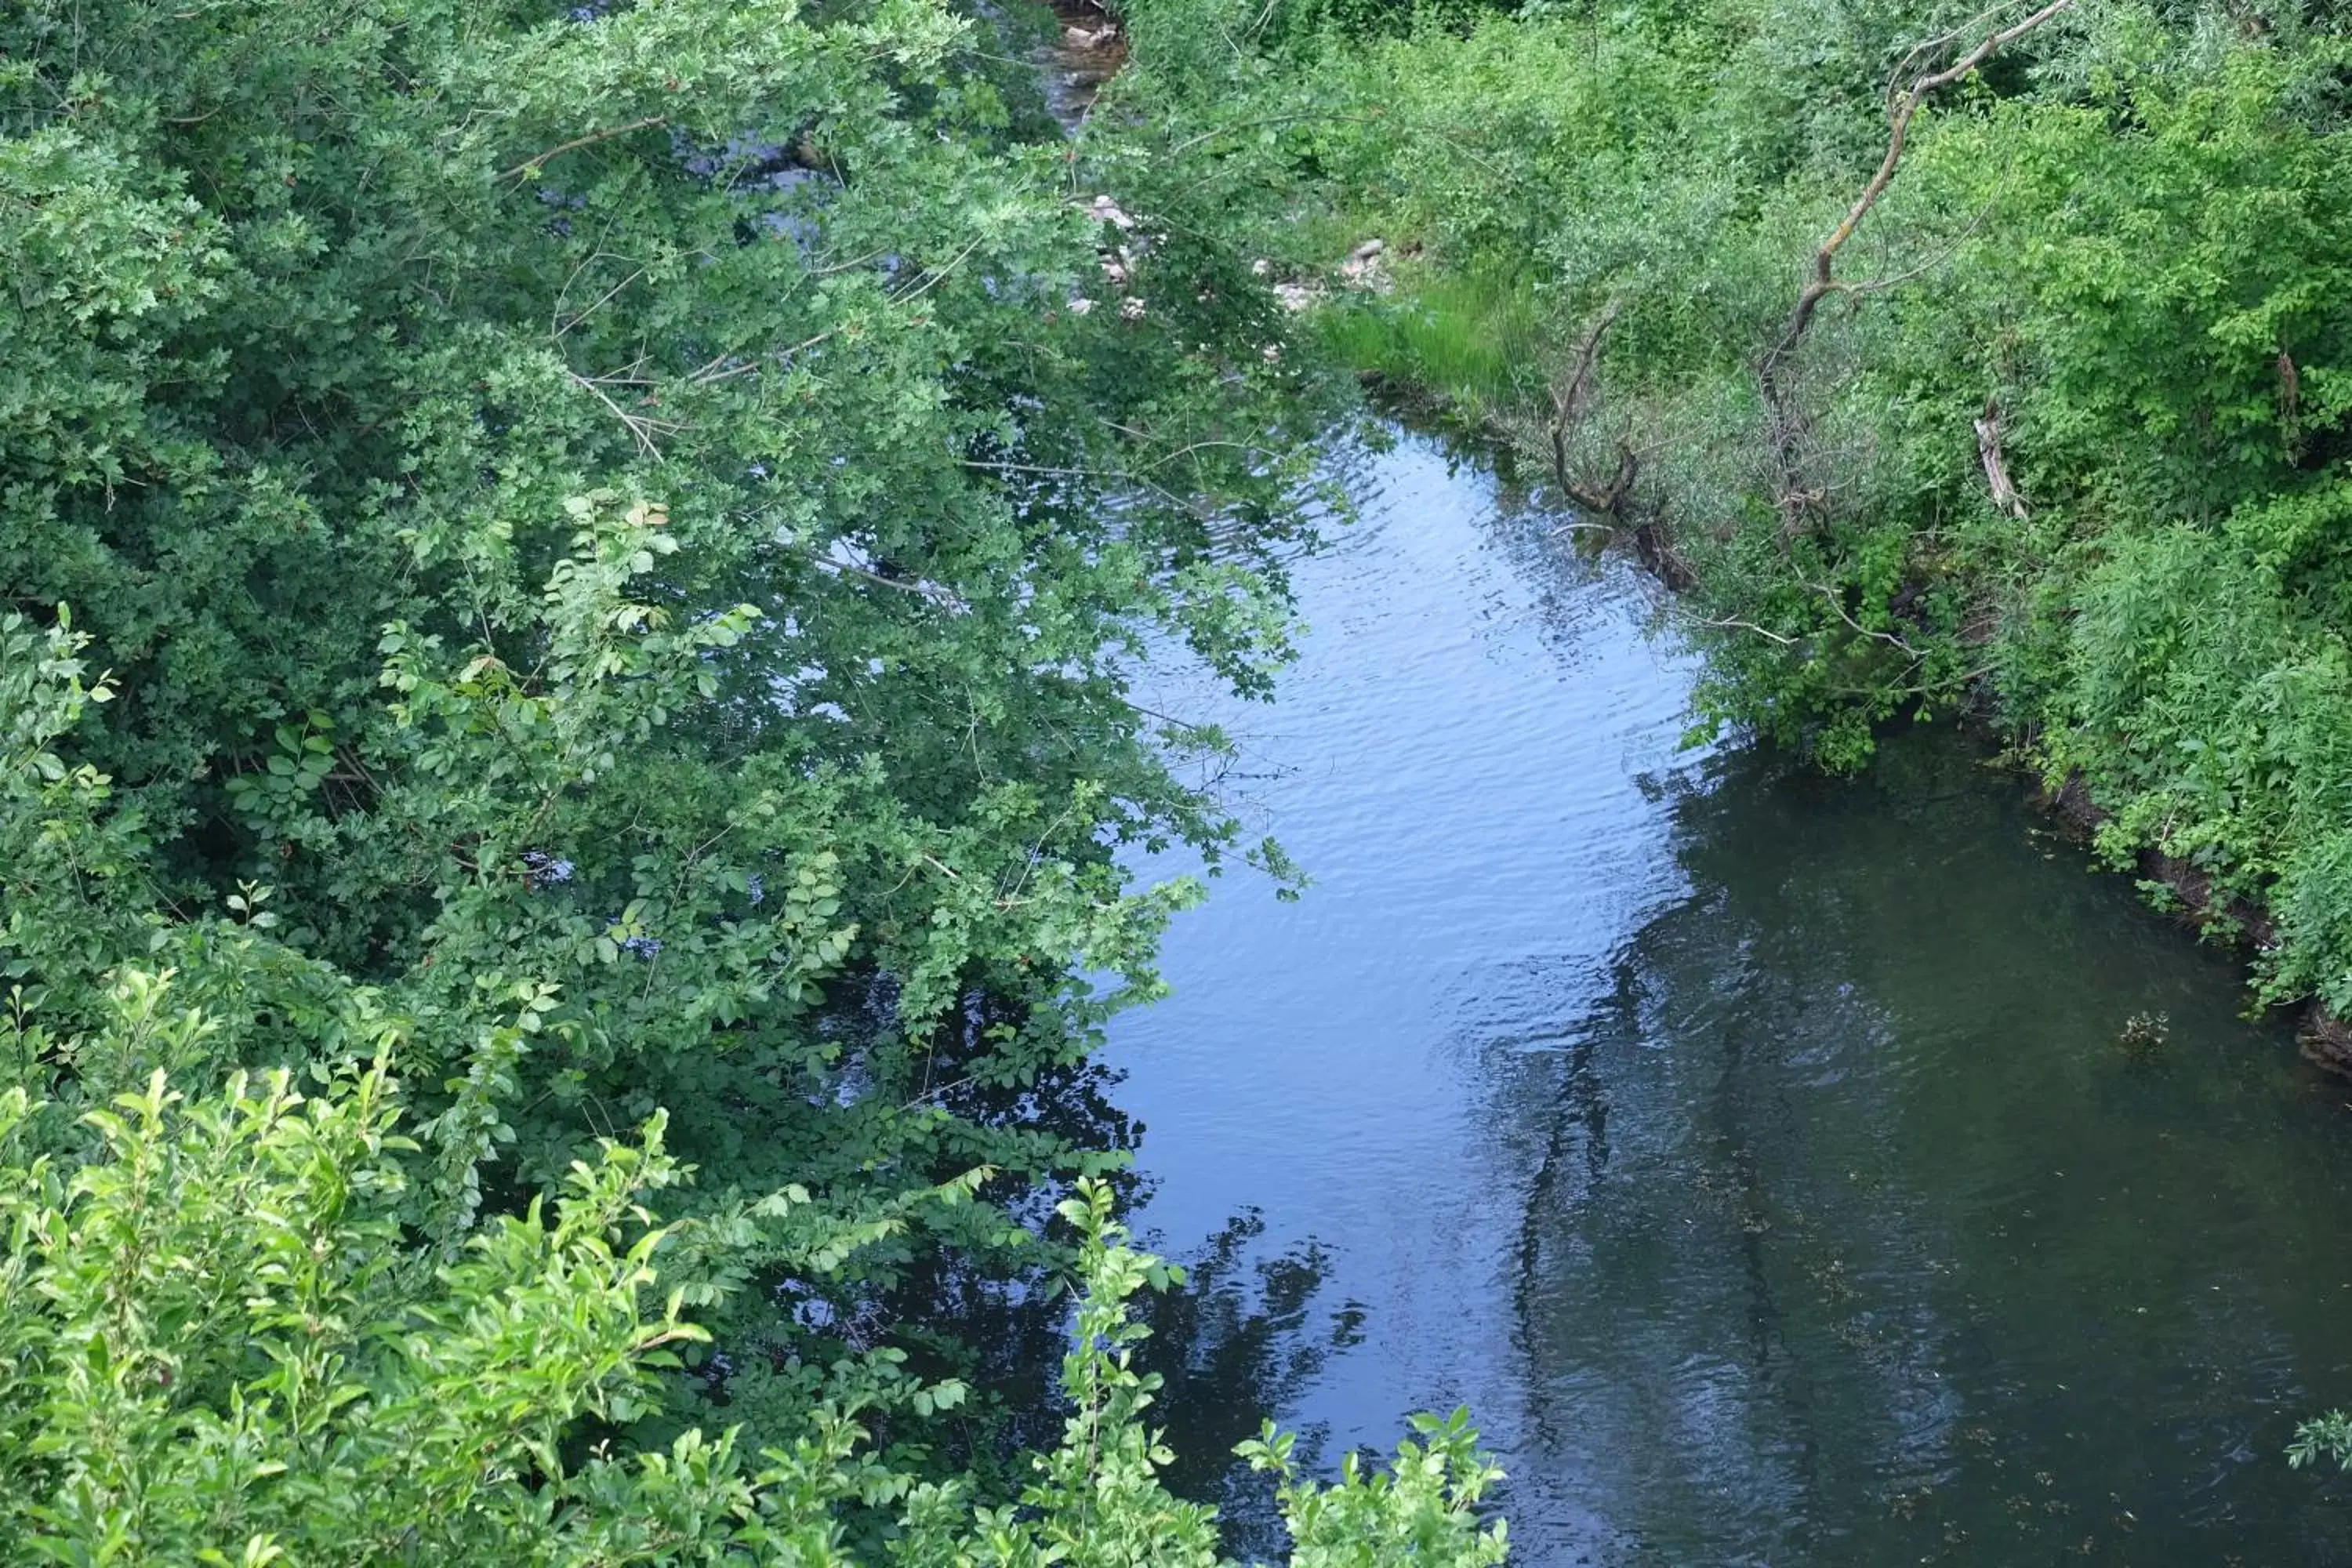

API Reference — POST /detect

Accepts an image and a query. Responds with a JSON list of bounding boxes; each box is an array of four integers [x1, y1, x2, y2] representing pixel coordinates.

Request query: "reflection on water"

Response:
[[1138, 1214, 1360, 1561], [1109, 432, 2352, 1563]]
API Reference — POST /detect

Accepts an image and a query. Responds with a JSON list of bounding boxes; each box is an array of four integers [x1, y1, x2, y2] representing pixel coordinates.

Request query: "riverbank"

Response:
[[1367, 329, 2352, 1073], [1149, 0, 2352, 1077]]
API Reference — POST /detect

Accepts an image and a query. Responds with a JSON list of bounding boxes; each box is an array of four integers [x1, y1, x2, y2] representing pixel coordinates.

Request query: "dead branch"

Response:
[[1551, 299, 1621, 433], [1758, 0, 2073, 526], [1813, 580, 1924, 659], [1632, 517, 1696, 590], [502, 116, 667, 180], [785, 542, 968, 611], [1557, 441, 1641, 517], [568, 368, 681, 459], [1547, 301, 1640, 515], [1784, 0, 2072, 353], [1974, 400, 2029, 517], [1697, 615, 1800, 645]]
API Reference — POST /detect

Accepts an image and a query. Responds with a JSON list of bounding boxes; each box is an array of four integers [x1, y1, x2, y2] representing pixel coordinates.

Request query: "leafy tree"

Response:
[[0, 0, 1508, 1552]]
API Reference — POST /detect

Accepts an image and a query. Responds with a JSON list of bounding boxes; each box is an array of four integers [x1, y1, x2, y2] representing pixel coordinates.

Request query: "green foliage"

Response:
[[0, 1055, 722, 1566], [1314, 266, 1548, 417], [0, 0, 1493, 1553], [2290, 1410, 2352, 1472], [1239, 1408, 1508, 1566], [1187, 0, 2352, 1022], [0, 1044, 1506, 1564]]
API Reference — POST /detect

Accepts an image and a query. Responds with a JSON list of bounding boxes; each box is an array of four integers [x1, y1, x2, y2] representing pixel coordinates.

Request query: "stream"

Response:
[[1104, 429, 2352, 1564]]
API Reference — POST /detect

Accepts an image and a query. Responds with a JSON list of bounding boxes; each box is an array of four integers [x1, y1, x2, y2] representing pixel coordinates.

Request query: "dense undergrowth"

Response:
[[0, 0, 1515, 1559], [1132, 0, 2352, 1033]]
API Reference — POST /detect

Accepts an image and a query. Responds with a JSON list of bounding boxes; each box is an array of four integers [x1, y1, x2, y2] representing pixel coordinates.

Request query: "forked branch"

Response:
[[1548, 301, 1639, 515], [1773, 0, 2071, 363], [1758, 0, 2074, 522]]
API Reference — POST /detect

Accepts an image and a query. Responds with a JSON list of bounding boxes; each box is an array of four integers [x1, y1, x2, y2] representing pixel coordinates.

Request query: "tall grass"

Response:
[[1312, 264, 1549, 415]]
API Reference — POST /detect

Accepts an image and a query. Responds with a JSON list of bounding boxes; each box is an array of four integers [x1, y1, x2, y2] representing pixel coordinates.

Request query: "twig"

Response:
[[682, 235, 975, 387], [1163, 111, 1382, 161], [1813, 582, 1924, 657], [501, 116, 666, 180], [566, 369, 678, 459], [1695, 615, 1799, 646], [554, 265, 647, 339], [785, 543, 968, 610], [1838, 196, 1999, 299], [687, 326, 840, 386], [1758, 0, 2074, 523], [885, 234, 988, 309]]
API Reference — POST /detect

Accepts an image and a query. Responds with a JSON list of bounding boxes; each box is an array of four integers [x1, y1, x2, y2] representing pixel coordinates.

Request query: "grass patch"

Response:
[[1312, 263, 1549, 414]]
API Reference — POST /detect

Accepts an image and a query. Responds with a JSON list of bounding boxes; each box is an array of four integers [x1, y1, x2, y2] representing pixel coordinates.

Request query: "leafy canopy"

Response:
[[0, 0, 1503, 1557]]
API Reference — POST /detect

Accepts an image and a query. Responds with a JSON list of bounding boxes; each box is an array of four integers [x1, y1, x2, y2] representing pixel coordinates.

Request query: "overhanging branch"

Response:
[[1757, 0, 2074, 527]]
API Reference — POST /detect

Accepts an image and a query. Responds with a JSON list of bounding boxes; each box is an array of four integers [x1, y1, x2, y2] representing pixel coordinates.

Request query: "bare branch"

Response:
[[1975, 400, 2029, 517], [554, 265, 647, 339], [567, 369, 679, 459], [1840, 195, 1998, 298], [1813, 581, 1924, 658], [502, 116, 666, 180], [782, 542, 968, 611], [1696, 615, 1800, 646], [1547, 301, 1640, 515], [1759, 0, 2073, 526]]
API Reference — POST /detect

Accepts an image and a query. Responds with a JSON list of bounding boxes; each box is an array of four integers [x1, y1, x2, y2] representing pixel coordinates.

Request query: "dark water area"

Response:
[[1107, 430, 2352, 1563]]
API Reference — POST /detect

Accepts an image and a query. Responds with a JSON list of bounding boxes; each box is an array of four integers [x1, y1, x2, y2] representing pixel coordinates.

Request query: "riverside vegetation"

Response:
[[0, 0, 1514, 1559], [1103, 0, 2352, 1475], [1143, 1, 2352, 1107], [20, 0, 2352, 1555]]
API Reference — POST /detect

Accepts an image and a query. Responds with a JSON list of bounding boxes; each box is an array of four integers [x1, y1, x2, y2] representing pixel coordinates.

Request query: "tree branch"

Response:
[[502, 116, 666, 180], [1975, 400, 2029, 517], [567, 369, 677, 459], [1547, 301, 1639, 515], [1758, 0, 2073, 526]]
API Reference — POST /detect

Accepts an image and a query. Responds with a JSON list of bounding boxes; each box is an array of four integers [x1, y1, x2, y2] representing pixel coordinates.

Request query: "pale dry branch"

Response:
[[784, 542, 969, 611], [502, 115, 667, 180], [1696, 615, 1800, 645], [1813, 581, 1924, 658], [1975, 401, 2029, 517], [554, 265, 647, 339], [567, 368, 681, 459]]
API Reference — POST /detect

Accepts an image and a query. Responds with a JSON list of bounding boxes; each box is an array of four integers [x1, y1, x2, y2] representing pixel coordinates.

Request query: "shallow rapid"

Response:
[[1107, 430, 2352, 1564]]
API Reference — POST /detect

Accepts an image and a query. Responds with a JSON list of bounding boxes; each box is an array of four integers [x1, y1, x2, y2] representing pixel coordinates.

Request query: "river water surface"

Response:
[[1105, 431, 2352, 1564]]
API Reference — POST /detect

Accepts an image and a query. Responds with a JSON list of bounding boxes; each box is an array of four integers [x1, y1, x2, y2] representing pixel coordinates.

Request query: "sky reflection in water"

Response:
[[1109, 432, 2352, 1565]]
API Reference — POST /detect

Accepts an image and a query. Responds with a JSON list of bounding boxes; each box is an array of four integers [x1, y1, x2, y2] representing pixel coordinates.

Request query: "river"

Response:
[[1103, 429, 2352, 1564]]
